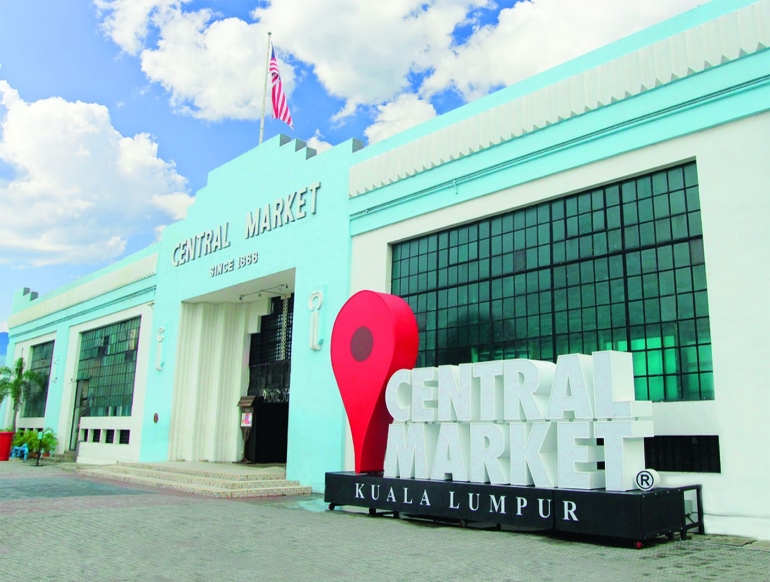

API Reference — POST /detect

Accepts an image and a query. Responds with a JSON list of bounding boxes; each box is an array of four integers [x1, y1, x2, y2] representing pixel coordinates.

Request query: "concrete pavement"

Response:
[[1, 460, 768, 581]]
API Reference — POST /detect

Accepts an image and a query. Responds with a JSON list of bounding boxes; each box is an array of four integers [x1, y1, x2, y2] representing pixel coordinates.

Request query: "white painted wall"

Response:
[[167, 299, 271, 463], [60, 303, 155, 465], [350, 112, 770, 539]]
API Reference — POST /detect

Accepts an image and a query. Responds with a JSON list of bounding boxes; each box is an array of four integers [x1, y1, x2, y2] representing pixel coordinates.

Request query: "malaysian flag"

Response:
[[270, 47, 293, 129]]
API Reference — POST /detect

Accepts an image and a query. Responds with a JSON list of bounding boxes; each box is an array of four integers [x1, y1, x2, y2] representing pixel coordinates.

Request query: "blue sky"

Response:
[[0, 0, 704, 330]]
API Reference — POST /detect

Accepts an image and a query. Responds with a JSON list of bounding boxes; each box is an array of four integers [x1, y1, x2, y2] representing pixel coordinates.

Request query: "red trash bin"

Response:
[[0, 431, 14, 461]]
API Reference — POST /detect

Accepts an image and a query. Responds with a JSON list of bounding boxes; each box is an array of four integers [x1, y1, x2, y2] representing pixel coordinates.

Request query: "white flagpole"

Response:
[[259, 31, 272, 145]]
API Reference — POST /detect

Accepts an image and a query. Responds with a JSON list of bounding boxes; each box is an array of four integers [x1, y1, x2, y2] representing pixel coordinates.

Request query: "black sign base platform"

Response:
[[325, 472, 704, 548]]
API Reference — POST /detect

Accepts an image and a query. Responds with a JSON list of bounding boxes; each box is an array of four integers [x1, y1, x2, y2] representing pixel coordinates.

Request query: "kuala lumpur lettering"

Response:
[[383, 351, 654, 492], [350, 483, 580, 521]]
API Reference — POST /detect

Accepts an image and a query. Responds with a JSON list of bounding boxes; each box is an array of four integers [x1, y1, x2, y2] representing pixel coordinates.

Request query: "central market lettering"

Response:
[[172, 222, 231, 267], [383, 351, 654, 492], [245, 181, 320, 239]]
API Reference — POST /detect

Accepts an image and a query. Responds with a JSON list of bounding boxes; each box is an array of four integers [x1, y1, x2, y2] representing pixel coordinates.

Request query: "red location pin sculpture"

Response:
[[331, 290, 418, 474]]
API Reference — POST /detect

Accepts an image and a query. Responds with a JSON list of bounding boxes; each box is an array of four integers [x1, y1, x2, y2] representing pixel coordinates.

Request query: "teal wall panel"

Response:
[[350, 50, 770, 235], [142, 136, 361, 491], [4, 276, 156, 438], [3, 0, 766, 494]]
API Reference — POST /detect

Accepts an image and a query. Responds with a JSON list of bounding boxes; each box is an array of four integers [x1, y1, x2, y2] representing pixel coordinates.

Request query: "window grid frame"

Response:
[[75, 317, 141, 417], [23, 340, 54, 418], [391, 162, 712, 402]]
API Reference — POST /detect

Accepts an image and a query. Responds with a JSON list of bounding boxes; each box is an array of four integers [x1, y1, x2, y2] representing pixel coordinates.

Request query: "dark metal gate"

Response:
[[245, 295, 293, 463]]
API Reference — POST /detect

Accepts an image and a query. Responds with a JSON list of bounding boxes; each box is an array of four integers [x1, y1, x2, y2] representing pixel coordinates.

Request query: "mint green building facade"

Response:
[[3, 0, 768, 538]]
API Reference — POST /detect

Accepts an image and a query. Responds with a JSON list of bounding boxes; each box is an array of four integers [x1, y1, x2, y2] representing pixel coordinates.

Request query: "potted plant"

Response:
[[0, 426, 16, 461], [40, 429, 58, 456], [22, 429, 41, 458]]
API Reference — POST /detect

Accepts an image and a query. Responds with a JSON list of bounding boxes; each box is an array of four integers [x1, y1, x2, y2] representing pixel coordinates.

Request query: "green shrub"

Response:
[[22, 429, 41, 451], [41, 429, 58, 454], [11, 431, 26, 447]]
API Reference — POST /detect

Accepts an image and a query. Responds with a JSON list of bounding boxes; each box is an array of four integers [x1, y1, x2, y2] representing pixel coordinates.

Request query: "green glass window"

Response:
[[391, 162, 713, 402], [75, 317, 141, 417], [22, 341, 54, 418]]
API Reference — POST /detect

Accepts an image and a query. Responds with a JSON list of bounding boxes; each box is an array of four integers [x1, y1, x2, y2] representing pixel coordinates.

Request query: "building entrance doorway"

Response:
[[245, 295, 293, 463]]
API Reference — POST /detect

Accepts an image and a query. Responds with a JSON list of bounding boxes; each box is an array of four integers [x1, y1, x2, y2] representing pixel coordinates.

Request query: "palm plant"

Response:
[[0, 357, 45, 433]]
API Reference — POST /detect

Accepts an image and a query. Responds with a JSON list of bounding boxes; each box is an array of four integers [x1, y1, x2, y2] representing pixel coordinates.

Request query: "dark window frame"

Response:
[[75, 317, 141, 417], [391, 162, 713, 402], [645, 435, 721, 473], [23, 341, 54, 418]]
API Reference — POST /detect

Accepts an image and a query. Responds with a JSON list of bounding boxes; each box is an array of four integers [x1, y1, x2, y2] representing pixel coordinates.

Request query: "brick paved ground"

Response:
[[1, 460, 768, 582]]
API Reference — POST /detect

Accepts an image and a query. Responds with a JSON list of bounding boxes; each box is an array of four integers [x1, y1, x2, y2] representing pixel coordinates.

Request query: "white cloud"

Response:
[[95, 0, 703, 126], [95, 0, 182, 56], [96, 0, 488, 120], [154, 224, 167, 242], [306, 130, 333, 154], [96, 0, 295, 121], [364, 94, 437, 144], [140, 11, 297, 121], [0, 321, 8, 334], [0, 81, 193, 267], [151, 191, 194, 220], [420, 0, 704, 101], [253, 0, 490, 118]]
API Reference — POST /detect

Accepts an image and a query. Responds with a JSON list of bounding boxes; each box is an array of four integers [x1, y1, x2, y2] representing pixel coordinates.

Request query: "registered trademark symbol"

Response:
[[636, 469, 656, 491]]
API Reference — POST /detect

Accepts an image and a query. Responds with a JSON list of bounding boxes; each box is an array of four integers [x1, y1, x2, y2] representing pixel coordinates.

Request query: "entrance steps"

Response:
[[76, 461, 312, 498]]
